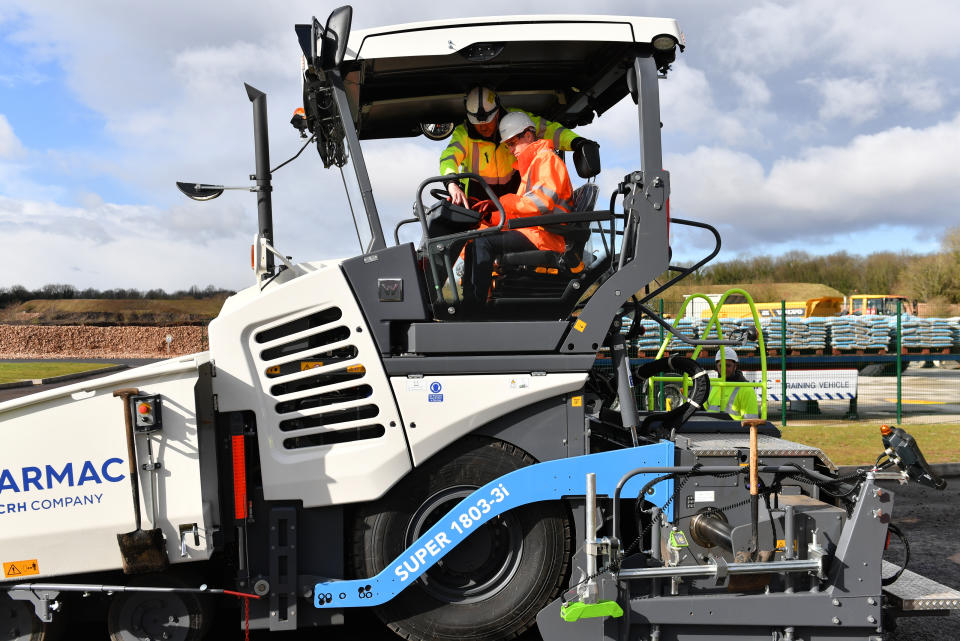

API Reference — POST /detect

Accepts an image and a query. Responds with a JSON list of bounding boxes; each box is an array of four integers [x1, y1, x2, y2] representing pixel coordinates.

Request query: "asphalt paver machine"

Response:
[[1, 6, 958, 641]]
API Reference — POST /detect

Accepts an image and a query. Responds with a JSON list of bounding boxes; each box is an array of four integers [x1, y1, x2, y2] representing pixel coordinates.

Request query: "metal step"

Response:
[[882, 561, 960, 612]]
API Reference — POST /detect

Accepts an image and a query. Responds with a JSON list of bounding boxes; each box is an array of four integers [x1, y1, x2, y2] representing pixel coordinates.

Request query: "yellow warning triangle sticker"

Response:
[[3, 560, 38, 577]]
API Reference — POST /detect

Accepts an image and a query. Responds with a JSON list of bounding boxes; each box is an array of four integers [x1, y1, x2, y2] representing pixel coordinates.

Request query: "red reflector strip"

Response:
[[885, 530, 891, 550], [232, 435, 248, 520], [666, 198, 670, 239]]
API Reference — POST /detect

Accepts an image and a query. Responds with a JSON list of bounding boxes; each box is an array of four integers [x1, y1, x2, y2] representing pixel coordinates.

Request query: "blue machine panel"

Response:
[[315, 441, 675, 608]]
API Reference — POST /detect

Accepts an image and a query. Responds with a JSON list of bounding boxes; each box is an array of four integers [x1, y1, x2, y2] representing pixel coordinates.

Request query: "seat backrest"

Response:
[[573, 143, 601, 179], [570, 183, 599, 212]]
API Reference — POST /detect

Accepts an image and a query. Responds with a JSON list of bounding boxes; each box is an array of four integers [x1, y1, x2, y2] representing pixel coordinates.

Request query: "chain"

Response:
[[618, 468, 701, 562], [562, 468, 709, 602]]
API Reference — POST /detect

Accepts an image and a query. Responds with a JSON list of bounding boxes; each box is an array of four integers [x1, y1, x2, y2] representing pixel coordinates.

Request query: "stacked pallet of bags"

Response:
[[761, 316, 807, 350], [807, 317, 828, 349], [922, 318, 954, 349], [896, 316, 924, 349], [826, 316, 891, 350], [632, 318, 665, 352]]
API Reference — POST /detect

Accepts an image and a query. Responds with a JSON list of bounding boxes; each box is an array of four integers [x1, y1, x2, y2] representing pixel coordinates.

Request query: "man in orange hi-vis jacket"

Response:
[[462, 111, 576, 307]]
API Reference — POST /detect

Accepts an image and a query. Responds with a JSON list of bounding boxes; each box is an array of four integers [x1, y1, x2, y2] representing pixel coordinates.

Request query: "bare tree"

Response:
[[896, 253, 953, 302]]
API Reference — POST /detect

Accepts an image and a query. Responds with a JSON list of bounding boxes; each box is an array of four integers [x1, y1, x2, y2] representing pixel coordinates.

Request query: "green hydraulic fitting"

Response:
[[668, 529, 689, 548], [560, 600, 624, 622]]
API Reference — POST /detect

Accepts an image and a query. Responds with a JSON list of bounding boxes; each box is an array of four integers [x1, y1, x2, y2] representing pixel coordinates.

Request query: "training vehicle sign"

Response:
[[744, 369, 858, 402]]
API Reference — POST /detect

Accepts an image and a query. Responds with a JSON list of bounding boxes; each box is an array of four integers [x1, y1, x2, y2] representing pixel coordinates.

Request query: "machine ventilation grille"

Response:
[[254, 305, 382, 451]]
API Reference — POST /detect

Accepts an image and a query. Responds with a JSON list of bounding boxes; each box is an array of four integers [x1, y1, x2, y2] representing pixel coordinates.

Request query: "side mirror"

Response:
[[176, 182, 224, 201], [320, 5, 353, 70], [295, 23, 318, 70]]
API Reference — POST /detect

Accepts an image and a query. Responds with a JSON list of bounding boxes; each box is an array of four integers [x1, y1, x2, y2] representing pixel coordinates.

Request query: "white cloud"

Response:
[[0, 194, 253, 289], [720, 0, 960, 73], [897, 77, 944, 113], [732, 72, 771, 107], [667, 112, 960, 250], [2, 0, 960, 291], [813, 77, 884, 124], [660, 62, 749, 144], [0, 115, 23, 157]]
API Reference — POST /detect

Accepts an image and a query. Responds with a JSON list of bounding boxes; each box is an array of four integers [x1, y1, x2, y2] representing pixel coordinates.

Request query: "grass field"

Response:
[[0, 361, 117, 384], [782, 422, 960, 466], [0, 297, 227, 325], [661, 282, 845, 304]]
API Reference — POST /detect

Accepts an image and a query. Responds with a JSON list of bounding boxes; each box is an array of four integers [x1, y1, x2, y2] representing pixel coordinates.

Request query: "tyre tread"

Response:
[[349, 437, 572, 641]]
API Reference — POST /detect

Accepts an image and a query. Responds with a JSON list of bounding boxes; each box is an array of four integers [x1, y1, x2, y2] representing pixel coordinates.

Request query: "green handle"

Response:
[[561, 600, 624, 622]]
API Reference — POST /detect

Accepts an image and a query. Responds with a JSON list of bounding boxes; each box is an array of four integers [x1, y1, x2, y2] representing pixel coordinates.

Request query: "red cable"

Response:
[[244, 596, 250, 641]]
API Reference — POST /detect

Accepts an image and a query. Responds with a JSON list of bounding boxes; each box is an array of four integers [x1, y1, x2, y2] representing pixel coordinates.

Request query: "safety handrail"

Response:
[[638, 218, 721, 304], [393, 216, 419, 246], [413, 173, 507, 304], [506, 210, 614, 229], [647, 289, 767, 419]]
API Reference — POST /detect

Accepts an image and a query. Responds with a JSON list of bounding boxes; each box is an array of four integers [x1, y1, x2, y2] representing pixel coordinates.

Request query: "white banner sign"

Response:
[[743, 369, 858, 402]]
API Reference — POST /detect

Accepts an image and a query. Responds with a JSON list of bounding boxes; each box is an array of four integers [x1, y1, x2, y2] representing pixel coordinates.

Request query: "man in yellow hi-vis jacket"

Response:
[[439, 86, 597, 206], [707, 347, 760, 420]]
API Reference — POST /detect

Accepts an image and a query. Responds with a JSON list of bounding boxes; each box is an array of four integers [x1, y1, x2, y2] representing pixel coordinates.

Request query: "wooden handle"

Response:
[[742, 419, 763, 497], [113, 388, 142, 529]]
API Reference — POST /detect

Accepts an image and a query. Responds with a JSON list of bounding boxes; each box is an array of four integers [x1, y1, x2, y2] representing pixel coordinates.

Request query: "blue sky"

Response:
[[1, 1, 958, 291]]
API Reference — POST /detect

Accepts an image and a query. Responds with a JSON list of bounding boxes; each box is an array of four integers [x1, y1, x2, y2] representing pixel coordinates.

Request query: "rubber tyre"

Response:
[[352, 438, 571, 641], [0, 593, 44, 641], [107, 575, 211, 641]]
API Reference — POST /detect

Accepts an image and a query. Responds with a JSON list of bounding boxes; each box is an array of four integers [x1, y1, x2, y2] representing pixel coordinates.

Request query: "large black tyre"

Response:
[[352, 438, 571, 641], [0, 592, 45, 641], [106, 575, 212, 641]]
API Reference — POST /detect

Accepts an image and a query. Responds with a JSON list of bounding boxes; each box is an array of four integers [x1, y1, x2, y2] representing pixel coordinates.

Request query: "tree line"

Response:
[[0, 284, 235, 307], [685, 226, 960, 306]]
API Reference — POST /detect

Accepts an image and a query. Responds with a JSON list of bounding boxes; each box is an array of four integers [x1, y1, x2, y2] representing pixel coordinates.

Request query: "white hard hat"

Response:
[[465, 86, 500, 125], [499, 111, 535, 142], [715, 346, 739, 363]]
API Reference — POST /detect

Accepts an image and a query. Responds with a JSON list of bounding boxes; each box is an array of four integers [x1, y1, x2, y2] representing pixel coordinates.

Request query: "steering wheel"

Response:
[[428, 187, 484, 223]]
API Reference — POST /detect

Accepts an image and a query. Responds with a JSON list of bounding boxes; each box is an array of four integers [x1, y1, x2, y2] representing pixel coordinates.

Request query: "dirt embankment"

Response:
[[0, 325, 207, 359]]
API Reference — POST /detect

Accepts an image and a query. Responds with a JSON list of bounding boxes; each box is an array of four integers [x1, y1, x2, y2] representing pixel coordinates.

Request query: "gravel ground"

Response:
[[0, 324, 205, 359], [887, 478, 960, 640]]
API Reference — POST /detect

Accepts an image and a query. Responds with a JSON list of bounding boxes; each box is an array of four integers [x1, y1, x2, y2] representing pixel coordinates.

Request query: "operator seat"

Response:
[[486, 139, 607, 319], [487, 182, 608, 318], [495, 183, 599, 276]]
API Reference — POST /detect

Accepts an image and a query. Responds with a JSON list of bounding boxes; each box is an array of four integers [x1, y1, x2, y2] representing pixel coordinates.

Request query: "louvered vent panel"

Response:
[[253, 307, 382, 450]]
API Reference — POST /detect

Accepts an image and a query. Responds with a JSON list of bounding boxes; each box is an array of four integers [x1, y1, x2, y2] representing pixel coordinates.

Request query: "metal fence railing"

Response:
[[620, 298, 960, 426]]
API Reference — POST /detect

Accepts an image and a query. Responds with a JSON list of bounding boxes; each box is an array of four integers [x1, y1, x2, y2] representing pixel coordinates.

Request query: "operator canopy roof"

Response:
[[331, 14, 683, 140]]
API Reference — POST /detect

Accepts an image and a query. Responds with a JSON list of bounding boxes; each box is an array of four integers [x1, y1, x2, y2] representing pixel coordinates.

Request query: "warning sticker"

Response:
[[301, 361, 324, 371], [573, 319, 587, 333], [571, 396, 583, 407], [775, 539, 797, 552], [509, 376, 530, 389], [4, 559, 39, 578]]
